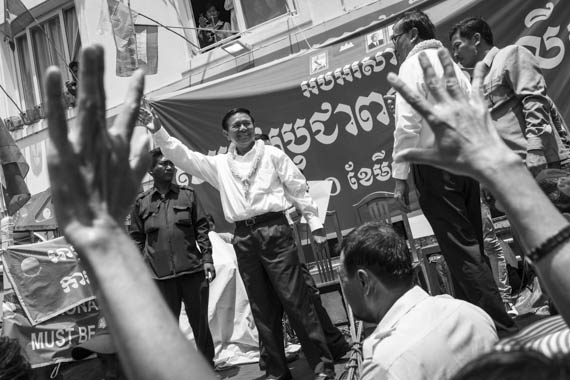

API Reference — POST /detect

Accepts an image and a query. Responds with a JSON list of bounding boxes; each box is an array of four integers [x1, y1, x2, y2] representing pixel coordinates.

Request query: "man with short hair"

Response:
[[129, 148, 215, 365], [147, 107, 335, 380], [339, 222, 498, 380], [450, 17, 570, 176], [390, 10, 515, 333]]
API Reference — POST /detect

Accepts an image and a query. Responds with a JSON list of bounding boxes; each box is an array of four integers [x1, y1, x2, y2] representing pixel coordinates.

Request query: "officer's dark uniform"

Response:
[[130, 183, 214, 362]]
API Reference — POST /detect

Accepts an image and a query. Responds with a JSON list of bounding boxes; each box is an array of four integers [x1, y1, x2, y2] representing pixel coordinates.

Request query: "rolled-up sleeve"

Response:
[[507, 46, 552, 152], [274, 151, 323, 232], [392, 60, 426, 180], [153, 128, 220, 189]]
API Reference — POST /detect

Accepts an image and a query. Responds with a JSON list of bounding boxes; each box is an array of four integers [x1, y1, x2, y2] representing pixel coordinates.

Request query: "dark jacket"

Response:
[[129, 183, 212, 279]]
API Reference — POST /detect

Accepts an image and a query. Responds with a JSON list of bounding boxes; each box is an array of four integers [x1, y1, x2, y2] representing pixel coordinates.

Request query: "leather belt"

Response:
[[235, 211, 286, 228]]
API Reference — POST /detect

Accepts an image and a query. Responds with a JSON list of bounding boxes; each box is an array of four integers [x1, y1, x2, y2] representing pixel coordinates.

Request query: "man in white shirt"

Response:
[[390, 10, 516, 334], [339, 222, 498, 380], [147, 108, 334, 380]]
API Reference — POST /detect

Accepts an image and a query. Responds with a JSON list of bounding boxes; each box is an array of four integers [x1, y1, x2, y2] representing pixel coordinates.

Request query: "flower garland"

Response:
[[227, 140, 265, 199]]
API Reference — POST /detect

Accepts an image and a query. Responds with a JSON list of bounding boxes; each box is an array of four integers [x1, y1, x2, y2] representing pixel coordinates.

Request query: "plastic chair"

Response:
[[291, 210, 353, 326], [352, 191, 436, 295]]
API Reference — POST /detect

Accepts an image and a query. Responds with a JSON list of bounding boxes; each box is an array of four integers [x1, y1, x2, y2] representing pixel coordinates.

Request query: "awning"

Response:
[[13, 189, 56, 232]]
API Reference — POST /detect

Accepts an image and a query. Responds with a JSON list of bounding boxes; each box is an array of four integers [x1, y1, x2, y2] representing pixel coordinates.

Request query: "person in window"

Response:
[[65, 61, 79, 107], [198, 3, 232, 48]]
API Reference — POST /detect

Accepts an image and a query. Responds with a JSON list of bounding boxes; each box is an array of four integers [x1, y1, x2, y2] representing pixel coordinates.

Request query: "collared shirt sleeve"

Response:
[[192, 192, 213, 264], [506, 46, 552, 152], [272, 150, 323, 232], [392, 59, 426, 180], [153, 128, 220, 189], [129, 196, 146, 253]]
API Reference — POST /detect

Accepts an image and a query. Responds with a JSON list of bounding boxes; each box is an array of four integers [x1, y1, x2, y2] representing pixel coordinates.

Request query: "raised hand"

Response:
[[388, 48, 521, 182], [46, 45, 150, 251]]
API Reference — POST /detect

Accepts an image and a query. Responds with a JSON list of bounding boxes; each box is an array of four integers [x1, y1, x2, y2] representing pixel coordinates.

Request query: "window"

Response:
[[189, 0, 291, 49], [241, 0, 288, 29], [14, 7, 81, 113]]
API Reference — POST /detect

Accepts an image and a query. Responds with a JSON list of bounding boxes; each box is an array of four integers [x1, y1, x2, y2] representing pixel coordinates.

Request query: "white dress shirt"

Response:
[[153, 127, 323, 232], [391, 42, 471, 180], [361, 286, 498, 380]]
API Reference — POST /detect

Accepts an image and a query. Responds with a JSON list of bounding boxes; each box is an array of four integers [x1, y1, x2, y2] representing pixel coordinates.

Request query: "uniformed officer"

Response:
[[130, 147, 215, 364]]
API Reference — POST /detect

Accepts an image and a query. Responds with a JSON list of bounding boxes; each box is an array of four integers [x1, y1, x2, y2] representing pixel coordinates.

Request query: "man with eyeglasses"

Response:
[[389, 10, 516, 335], [146, 108, 335, 380]]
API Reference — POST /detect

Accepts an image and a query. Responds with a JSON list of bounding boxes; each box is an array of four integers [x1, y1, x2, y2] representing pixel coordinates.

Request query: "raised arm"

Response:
[[146, 112, 220, 189], [46, 45, 217, 380], [387, 48, 570, 324]]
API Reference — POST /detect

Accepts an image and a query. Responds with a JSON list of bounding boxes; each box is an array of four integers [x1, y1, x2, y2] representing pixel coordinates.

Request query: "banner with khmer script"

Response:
[[150, 0, 570, 232], [2, 237, 95, 325]]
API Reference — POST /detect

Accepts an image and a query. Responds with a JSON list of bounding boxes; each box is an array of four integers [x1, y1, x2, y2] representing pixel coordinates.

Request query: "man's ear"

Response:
[[473, 32, 482, 46], [356, 269, 370, 293], [222, 129, 230, 141], [410, 27, 419, 43]]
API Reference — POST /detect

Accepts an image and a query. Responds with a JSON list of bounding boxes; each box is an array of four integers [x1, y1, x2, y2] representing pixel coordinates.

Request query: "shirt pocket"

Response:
[[484, 74, 512, 109], [173, 205, 193, 226], [141, 207, 160, 234]]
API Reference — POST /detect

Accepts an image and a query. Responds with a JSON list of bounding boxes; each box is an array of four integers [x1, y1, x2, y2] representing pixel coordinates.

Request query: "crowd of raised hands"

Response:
[[34, 43, 570, 379]]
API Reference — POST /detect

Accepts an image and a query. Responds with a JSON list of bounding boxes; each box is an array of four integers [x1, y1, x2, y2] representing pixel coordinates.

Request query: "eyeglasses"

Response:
[[391, 31, 407, 45]]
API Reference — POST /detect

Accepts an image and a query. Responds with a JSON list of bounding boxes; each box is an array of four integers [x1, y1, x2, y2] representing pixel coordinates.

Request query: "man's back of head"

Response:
[[339, 222, 414, 324]]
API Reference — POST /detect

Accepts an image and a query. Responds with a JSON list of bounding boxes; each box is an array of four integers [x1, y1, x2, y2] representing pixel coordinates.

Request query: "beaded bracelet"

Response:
[[528, 224, 570, 262]]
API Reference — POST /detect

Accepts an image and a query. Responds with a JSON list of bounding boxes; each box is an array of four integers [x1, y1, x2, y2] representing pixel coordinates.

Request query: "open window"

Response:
[[188, 0, 291, 50], [14, 6, 81, 117], [190, 0, 236, 49]]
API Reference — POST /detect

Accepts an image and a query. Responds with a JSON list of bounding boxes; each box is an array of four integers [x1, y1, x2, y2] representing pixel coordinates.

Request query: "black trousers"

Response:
[[259, 263, 349, 366], [155, 272, 215, 363], [412, 164, 516, 333], [233, 216, 334, 379]]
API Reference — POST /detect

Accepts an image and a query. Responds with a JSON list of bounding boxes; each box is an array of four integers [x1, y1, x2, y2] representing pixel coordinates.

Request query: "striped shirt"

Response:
[[495, 315, 570, 357]]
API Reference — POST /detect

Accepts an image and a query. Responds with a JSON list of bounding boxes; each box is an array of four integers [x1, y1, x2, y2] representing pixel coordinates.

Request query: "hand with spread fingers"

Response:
[[45, 45, 218, 380], [46, 45, 150, 246], [388, 48, 521, 184]]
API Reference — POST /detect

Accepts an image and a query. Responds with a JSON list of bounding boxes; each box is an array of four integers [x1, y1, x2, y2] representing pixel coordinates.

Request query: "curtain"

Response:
[[63, 7, 82, 63], [15, 36, 35, 110], [31, 17, 68, 104]]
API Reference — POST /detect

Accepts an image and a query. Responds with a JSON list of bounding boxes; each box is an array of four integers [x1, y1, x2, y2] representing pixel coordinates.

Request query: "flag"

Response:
[[2, 237, 96, 325], [106, 0, 158, 76], [3, 0, 35, 50], [135, 24, 158, 75], [0, 117, 30, 215]]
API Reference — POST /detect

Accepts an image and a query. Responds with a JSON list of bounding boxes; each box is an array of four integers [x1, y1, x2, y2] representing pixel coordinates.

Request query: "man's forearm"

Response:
[[78, 226, 216, 380], [195, 218, 213, 263]]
